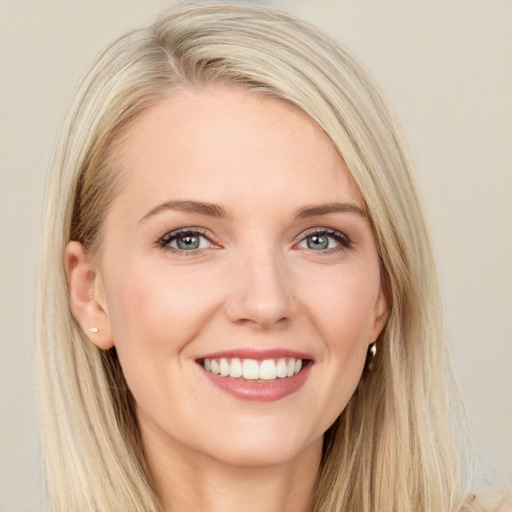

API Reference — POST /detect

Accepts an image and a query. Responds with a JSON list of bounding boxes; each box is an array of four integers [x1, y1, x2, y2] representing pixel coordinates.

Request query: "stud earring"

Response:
[[89, 327, 99, 333]]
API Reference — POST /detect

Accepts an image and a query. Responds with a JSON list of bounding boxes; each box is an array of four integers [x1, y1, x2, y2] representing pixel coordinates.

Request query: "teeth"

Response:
[[286, 358, 295, 377], [202, 357, 305, 380], [260, 359, 277, 380], [219, 358, 230, 377], [242, 359, 260, 380], [229, 358, 243, 378], [276, 358, 287, 378]]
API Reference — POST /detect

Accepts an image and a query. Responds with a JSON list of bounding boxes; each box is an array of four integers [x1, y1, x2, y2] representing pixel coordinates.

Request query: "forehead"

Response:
[[108, 85, 364, 216]]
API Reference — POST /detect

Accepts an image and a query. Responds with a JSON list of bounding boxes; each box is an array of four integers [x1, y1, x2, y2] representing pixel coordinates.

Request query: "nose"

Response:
[[224, 247, 297, 330]]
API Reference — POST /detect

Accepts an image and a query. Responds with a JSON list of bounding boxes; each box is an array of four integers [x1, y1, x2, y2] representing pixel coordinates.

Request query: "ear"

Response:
[[65, 241, 114, 350], [369, 283, 389, 345]]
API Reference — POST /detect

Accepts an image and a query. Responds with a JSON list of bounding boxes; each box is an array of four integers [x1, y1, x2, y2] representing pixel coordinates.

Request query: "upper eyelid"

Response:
[[296, 227, 350, 240], [157, 227, 213, 245], [299, 227, 344, 235]]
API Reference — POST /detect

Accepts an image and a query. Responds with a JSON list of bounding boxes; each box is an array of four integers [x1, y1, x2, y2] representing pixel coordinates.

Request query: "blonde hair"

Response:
[[37, 3, 474, 511]]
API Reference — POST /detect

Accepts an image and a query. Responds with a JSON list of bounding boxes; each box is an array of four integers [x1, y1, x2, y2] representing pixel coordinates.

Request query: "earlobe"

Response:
[[65, 241, 114, 350]]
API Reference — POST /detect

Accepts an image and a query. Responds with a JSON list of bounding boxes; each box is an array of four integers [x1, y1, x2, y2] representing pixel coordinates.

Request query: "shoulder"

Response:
[[465, 488, 512, 512]]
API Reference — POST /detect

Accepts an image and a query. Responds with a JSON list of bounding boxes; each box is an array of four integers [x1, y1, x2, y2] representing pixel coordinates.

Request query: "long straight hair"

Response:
[[36, 3, 474, 511]]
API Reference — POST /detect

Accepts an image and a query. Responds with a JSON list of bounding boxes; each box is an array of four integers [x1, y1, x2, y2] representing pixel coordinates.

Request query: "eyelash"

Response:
[[157, 227, 214, 256], [297, 228, 353, 253], [156, 227, 352, 256]]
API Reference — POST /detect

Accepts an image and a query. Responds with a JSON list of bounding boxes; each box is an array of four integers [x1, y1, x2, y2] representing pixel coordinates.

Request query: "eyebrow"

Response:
[[139, 200, 229, 222], [294, 202, 366, 219], [139, 199, 366, 223]]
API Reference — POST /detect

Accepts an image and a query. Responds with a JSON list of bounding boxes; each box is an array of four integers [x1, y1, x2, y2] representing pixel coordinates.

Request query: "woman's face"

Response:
[[83, 86, 387, 467]]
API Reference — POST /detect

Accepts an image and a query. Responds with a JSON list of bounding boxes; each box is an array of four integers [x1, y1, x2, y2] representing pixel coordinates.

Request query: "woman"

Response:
[[36, 3, 509, 511]]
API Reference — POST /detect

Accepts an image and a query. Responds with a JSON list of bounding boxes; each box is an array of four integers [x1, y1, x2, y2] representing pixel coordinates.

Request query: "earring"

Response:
[[368, 342, 377, 371], [89, 327, 99, 333]]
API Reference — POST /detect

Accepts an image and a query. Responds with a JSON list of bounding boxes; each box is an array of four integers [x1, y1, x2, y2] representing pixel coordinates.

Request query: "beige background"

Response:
[[0, 1, 510, 510]]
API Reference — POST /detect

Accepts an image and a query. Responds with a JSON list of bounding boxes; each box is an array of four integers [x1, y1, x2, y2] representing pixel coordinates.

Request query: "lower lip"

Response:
[[200, 363, 312, 402]]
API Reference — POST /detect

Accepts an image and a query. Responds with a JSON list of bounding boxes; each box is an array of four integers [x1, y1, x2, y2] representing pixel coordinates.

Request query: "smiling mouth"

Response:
[[199, 357, 310, 381]]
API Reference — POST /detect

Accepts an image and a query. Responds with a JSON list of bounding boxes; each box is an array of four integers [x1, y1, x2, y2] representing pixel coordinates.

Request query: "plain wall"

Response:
[[0, 1, 510, 510]]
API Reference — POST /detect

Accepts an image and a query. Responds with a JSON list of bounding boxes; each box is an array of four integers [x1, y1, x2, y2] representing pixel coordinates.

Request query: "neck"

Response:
[[142, 422, 322, 512]]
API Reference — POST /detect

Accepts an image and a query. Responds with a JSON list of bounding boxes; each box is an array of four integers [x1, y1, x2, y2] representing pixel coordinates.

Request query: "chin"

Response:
[[197, 421, 323, 469]]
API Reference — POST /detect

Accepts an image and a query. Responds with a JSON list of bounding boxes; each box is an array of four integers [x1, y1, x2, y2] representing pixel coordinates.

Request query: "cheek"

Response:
[[302, 262, 381, 344], [102, 262, 220, 387], [300, 264, 380, 413]]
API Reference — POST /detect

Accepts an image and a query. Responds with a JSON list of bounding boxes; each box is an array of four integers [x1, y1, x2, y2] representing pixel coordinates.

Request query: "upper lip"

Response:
[[196, 348, 313, 361]]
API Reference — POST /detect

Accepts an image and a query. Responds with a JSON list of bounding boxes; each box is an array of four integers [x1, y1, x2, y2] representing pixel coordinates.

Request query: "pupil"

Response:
[[177, 234, 199, 250], [308, 234, 328, 250]]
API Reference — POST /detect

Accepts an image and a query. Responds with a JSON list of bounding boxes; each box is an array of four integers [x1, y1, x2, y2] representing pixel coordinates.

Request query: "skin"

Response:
[[66, 85, 388, 512]]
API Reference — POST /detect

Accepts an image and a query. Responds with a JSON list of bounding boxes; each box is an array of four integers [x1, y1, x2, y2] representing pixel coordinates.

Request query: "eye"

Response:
[[158, 229, 213, 252], [297, 229, 351, 251]]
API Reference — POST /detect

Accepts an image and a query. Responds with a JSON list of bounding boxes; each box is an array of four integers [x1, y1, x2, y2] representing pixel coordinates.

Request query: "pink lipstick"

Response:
[[197, 349, 313, 402]]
